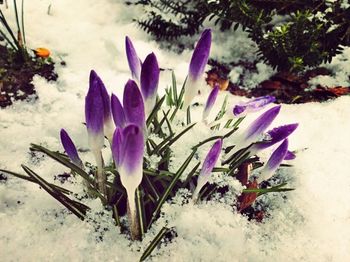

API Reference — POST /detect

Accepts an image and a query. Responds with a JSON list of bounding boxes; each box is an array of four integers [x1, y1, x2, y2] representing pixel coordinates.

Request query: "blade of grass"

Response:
[[136, 187, 146, 238], [30, 144, 106, 203], [21, 0, 25, 46], [158, 123, 196, 154], [186, 106, 191, 125], [21, 165, 89, 220], [140, 227, 170, 261], [146, 95, 166, 127], [148, 150, 196, 228], [0, 10, 20, 49], [0, 168, 72, 194], [172, 70, 178, 105]]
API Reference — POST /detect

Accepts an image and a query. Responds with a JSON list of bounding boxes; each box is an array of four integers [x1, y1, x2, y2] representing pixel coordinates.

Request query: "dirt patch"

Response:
[[0, 45, 58, 108]]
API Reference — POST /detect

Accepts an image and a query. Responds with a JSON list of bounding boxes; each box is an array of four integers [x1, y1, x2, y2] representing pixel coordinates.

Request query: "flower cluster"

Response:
[[4, 29, 299, 253]]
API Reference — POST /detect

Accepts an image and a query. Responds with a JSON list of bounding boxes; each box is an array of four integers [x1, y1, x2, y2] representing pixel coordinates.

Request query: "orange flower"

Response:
[[34, 48, 50, 58]]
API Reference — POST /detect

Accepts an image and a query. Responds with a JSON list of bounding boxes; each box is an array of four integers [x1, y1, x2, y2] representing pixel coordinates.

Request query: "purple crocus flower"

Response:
[[183, 29, 212, 109], [90, 70, 115, 142], [233, 96, 276, 117], [85, 74, 105, 151], [112, 124, 144, 239], [60, 129, 83, 167], [202, 85, 219, 122], [252, 123, 298, 150], [123, 79, 145, 129], [125, 36, 142, 83], [111, 94, 126, 129], [85, 75, 107, 194], [257, 139, 289, 183], [193, 139, 222, 202], [243, 105, 281, 145], [140, 53, 160, 116]]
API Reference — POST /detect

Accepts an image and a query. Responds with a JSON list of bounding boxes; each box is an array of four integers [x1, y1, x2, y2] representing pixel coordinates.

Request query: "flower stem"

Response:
[[92, 149, 107, 197], [127, 189, 141, 241]]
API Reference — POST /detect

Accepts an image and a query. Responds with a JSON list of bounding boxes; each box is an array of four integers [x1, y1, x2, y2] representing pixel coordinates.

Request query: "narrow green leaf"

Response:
[[21, 165, 89, 220], [136, 187, 146, 238], [140, 227, 170, 261], [0, 168, 72, 194], [30, 144, 106, 203], [172, 70, 178, 105], [182, 162, 200, 188], [186, 106, 191, 125], [146, 95, 166, 127], [158, 123, 196, 154], [149, 150, 196, 228]]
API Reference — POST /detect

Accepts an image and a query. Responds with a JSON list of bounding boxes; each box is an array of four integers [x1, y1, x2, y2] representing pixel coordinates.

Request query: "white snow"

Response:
[[1, 1, 350, 261]]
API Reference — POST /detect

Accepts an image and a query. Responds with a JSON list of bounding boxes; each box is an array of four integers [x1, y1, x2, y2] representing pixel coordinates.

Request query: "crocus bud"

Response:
[[123, 80, 145, 129], [183, 29, 212, 109], [90, 70, 114, 142], [233, 96, 276, 117], [125, 36, 142, 83], [193, 139, 222, 202], [141, 52, 160, 116], [257, 139, 289, 183], [202, 85, 219, 122], [85, 74, 105, 152], [243, 105, 281, 146], [252, 123, 298, 151], [60, 129, 83, 167], [112, 124, 144, 240], [111, 94, 126, 129]]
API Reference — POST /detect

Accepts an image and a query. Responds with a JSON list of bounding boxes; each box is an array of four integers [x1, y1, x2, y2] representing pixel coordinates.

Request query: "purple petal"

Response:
[[85, 73, 104, 136], [111, 128, 123, 167], [244, 105, 281, 142], [60, 129, 82, 167], [265, 139, 289, 172], [203, 86, 219, 120], [254, 123, 298, 150], [141, 53, 160, 115], [284, 150, 296, 160], [193, 139, 222, 200], [123, 80, 145, 128], [111, 94, 126, 128], [141, 52, 160, 100], [233, 105, 247, 116], [183, 29, 212, 108], [125, 36, 142, 82], [189, 29, 212, 81], [199, 139, 222, 178], [90, 70, 111, 123], [120, 124, 145, 176], [233, 96, 275, 117]]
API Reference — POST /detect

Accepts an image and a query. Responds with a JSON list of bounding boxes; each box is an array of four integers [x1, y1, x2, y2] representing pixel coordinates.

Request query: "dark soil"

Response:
[[0, 45, 58, 108], [207, 59, 350, 104]]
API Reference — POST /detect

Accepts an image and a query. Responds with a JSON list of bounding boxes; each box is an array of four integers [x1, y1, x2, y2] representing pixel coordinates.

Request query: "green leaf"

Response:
[[140, 227, 171, 261], [136, 187, 146, 238], [146, 95, 166, 127], [186, 106, 191, 125], [0, 168, 72, 194], [21, 165, 89, 220], [172, 70, 178, 105], [30, 144, 107, 204], [148, 150, 196, 228], [158, 123, 196, 154]]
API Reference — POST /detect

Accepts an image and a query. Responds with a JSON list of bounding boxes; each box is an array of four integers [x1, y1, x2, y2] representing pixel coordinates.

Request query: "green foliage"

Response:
[[132, 0, 350, 71], [0, 0, 28, 61], [1, 75, 293, 259]]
